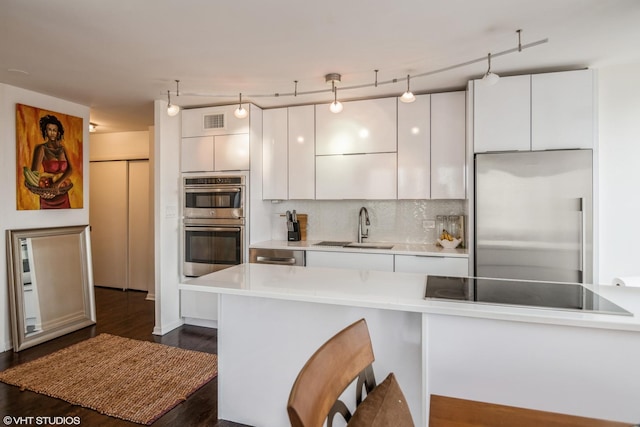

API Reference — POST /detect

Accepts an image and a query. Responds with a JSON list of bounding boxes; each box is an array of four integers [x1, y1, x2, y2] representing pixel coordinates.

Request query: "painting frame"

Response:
[[15, 104, 84, 210]]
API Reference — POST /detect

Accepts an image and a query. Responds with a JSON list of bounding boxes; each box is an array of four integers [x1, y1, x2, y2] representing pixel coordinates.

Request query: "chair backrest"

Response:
[[429, 395, 635, 427], [287, 318, 376, 427]]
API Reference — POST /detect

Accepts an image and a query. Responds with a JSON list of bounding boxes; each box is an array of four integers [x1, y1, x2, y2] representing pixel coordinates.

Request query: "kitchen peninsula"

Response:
[[180, 264, 640, 427]]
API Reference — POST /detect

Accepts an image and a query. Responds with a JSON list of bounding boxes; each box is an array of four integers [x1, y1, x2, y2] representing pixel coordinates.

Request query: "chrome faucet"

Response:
[[357, 207, 370, 243]]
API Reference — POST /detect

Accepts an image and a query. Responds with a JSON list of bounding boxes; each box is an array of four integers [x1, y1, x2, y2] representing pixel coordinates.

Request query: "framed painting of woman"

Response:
[[16, 104, 84, 210]]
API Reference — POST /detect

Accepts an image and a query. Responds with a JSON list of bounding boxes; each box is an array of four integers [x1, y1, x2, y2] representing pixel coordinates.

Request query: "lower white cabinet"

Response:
[[306, 251, 394, 272], [181, 136, 214, 172], [394, 255, 469, 277], [181, 290, 218, 324]]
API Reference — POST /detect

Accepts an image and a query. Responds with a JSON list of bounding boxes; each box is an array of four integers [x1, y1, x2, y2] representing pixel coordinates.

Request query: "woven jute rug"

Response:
[[0, 333, 218, 425]]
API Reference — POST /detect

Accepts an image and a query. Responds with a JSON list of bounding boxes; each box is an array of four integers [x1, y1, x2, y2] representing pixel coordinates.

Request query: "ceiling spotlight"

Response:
[[234, 93, 248, 119], [167, 80, 180, 116], [89, 123, 97, 133], [400, 74, 416, 103], [481, 53, 500, 86], [329, 87, 343, 113]]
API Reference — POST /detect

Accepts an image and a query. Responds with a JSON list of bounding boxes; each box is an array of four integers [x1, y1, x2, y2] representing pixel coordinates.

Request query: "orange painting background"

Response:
[[16, 104, 84, 210]]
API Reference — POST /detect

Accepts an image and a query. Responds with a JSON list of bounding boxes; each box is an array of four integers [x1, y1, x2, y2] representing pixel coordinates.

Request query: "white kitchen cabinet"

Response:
[[181, 290, 218, 325], [262, 108, 288, 200], [306, 251, 394, 272], [431, 91, 466, 199], [316, 153, 397, 199], [394, 255, 469, 277], [473, 75, 531, 153], [315, 98, 397, 155], [397, 94, 430, 199], [182, 104, 251, 138], [181, 136, 214, 172], [531, 69, 594, 150], [288, 105, 315, 199], [181, 135, 249, 172], [215, 134, 250, 171]]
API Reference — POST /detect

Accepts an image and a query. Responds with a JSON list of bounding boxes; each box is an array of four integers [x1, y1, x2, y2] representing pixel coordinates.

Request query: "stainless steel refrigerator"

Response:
[[475, 149, 593, 284]]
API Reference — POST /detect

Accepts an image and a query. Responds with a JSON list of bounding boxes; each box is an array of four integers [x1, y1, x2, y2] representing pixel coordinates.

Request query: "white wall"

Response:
[[598, 62, 640, 284], [0, 83, 90, 351], [152, 99, 183, 335]]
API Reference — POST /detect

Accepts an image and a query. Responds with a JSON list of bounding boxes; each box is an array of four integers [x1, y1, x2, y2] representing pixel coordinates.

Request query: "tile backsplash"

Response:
[[268, 199, 467, 244]]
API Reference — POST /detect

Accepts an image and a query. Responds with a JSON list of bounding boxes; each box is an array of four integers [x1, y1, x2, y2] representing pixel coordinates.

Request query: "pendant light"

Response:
[[167, 80, 180, 116], [326, 73, 343, 113], [481, 53, 500, 85], [234, 93, 248, 119], [400, 74, 416, 103], [329, 87, 343, 113]]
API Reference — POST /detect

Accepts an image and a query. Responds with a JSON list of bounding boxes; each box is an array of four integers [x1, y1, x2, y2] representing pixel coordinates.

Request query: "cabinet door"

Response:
[[262, 108, 288, 200], [473, 75, 531, 153], [288, 105, 315, 199], [431, 91, 466, 199], [306, 251, 394, 272], [215, 134, 250, 171], [316, 153, 397, 199], [531, 69, 594, 150], [316, 98, 397, 155], [398, 94, 430, 199], [181, 136, 214, 172], [394, 255, 469, 277]]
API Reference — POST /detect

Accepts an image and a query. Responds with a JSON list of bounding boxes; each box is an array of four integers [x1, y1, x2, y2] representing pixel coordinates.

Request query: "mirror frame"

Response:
[[6, 225, 96, 351]]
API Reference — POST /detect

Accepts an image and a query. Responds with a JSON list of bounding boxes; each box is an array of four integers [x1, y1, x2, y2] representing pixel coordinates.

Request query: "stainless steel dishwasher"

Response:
[[249, 248, 306, 266]]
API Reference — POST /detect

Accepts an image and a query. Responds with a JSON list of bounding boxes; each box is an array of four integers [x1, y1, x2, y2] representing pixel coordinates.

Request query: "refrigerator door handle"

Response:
[[578, 197, 585, 283]]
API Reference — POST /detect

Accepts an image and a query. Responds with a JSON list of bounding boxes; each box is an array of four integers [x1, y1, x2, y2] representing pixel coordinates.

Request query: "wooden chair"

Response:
[[287, 318, 377, 427], [429, 394, 638, 427]]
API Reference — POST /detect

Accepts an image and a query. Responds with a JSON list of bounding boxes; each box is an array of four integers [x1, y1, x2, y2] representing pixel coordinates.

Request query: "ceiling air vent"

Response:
[[203, 113, 225, 130]]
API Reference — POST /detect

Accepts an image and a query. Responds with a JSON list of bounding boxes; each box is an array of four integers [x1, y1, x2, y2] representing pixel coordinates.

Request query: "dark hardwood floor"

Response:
[[0, 287, 249, 427]]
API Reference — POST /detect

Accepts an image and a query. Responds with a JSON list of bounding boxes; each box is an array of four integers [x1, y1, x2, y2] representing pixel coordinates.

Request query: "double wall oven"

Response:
[[182, 175, 246, 277]]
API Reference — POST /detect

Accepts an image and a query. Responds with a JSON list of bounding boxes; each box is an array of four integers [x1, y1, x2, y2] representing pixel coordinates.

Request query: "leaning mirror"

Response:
[[6, 225, 96, 352]]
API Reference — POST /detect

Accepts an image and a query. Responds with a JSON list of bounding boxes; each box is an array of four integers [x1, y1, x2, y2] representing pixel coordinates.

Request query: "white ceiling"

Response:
[[2, 0, 639, 133]]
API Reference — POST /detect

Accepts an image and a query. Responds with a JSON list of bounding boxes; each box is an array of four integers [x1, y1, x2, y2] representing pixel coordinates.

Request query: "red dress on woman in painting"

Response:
[[41, 159, 70, 209]]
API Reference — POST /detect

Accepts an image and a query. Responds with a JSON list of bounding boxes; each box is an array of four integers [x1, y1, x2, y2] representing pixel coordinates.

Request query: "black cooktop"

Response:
[[425, 275, 631, 316]]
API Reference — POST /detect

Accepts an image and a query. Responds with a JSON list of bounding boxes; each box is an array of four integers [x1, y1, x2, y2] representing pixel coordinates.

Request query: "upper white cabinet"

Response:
[[398, 94, 431, 199], [262, 108, 288, 200], [215, 134, 250, 171], [473, 69, 595, 153], [531, 69, 594, 150], [181, 136, 214, 172], [262, 106, 316, 200], [288, 105, 315, 199], [181, 134, 250, 172], [431, 91, 466, 199], [316, 98, 396, 155], [316, 153, 397, 199], [473, 75, 531, 153], [182, 104, 251, 138]]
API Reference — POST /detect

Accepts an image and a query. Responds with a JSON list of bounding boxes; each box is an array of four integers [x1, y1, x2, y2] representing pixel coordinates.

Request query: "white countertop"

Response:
[[249, 239, 469, 257], [180, 263, 640, 332]]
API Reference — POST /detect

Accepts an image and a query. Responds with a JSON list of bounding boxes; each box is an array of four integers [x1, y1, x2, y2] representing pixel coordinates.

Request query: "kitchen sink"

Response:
[[344, 242, 394, 250]]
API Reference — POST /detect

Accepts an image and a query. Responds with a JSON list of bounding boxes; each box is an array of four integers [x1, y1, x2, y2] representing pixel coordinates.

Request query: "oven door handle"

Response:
[[255, 256, 297, 265], [185, 226, 242, 233], [185, 187, 242, 193]]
